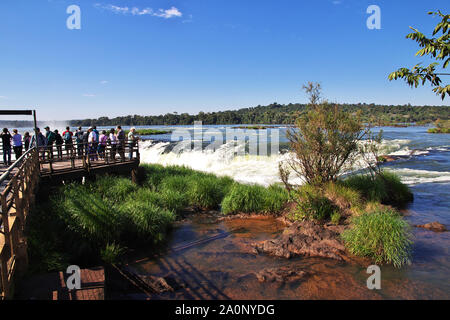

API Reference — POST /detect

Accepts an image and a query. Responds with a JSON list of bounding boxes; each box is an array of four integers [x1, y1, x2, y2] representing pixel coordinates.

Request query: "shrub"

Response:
[[283, 82, 370, 185], [341, 208, 412, 268], [293, 184, 337, 221]]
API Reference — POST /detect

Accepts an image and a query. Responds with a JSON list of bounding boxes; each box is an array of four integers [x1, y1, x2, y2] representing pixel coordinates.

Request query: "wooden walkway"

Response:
[[16, 267, 105, 300], [1, 142, 141, 300]]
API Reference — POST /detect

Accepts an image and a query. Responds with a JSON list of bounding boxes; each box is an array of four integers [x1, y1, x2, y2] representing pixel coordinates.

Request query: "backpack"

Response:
[[47, 131, 56, 144], [64, 131, 72, 142]]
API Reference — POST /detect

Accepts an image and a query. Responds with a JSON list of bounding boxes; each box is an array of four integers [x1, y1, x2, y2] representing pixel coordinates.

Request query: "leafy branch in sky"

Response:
[[389, 11, 449, 100]]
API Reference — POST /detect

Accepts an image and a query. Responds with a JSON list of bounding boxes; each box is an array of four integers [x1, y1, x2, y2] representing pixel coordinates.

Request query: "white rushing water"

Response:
[[139, 137, 450, 186]]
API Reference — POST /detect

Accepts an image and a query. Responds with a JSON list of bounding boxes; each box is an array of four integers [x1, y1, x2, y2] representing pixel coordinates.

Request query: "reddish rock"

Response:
[[415, 222, 447, 232], [254, 220, 347, 261], [255, 266, 308, 283]]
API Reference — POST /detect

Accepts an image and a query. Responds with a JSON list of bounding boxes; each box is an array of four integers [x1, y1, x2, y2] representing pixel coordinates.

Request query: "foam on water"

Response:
[[389, 168, 450, 185]]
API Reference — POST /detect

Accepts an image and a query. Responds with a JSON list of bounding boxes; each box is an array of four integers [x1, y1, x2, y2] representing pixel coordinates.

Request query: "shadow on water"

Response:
[[122, 213, 449, 300]]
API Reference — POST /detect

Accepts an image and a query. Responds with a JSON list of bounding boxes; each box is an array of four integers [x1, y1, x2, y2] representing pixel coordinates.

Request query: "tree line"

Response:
[[69, 103, 450, 127]]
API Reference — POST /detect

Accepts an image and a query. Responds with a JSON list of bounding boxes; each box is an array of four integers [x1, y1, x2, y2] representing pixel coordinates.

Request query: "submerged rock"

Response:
[[255, 266, 308, 283], [415, 222, 447, 232], [254, 220, 347, 261]]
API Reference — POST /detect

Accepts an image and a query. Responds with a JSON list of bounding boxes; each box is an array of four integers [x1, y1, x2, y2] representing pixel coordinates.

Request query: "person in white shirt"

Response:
[[109, 128, 117, 160], [127, 127, 140, 160], [88, 127, 98, 161]]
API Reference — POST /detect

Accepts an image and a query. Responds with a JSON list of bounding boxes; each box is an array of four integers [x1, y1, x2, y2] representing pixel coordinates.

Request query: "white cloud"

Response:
[[94, 3, 182, 19], [153, 7, 182, 19], [100, 80, 109, 85], [0, 96, 7, 99]]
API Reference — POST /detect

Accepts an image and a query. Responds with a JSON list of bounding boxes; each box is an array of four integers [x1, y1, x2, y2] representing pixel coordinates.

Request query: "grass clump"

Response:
[[101, 243, 126, 265], [221, 183, 288, 215], [343, 171, 413, 207], [325, 182, 362, 211], [222, 184, 267, 215], [187, 176, 226, 210], [341, 208, 412, 268], [291, 184, 337, 221], [330, 211, 341, 225]]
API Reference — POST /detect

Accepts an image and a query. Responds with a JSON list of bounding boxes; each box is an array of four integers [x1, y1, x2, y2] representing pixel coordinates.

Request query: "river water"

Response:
[[128, 125, 449, 300], [11, 124, 450, 299]]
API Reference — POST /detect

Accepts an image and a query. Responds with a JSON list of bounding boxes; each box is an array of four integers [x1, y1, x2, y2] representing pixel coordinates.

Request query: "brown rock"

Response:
[[255, 266, 308, 283], [254, 220, 348, 261], [415, 222, 447, 232]]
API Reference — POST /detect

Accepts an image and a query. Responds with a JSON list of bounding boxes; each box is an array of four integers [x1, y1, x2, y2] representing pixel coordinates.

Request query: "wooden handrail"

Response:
[[0, 147, 40, 300]]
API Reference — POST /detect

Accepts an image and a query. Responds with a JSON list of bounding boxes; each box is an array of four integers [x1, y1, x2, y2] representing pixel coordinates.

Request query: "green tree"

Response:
[[281, 82, 370, 185], [389, 11, 449, 99]]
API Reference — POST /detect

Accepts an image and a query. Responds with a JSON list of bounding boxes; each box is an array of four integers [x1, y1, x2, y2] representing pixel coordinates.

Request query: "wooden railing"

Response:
[[0, 147, 40, 299], [38, 140, 140, 174]]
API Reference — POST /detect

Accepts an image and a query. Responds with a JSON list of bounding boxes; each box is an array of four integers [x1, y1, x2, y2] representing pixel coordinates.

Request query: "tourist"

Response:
[[116, 125, 125, 161], [88, 127, 98, 161], [82, 129, 89, 157], [62, 126, 74, 156], [23, 132, 31, 151], [75, 127, 84, 158], [44, 126, 56, 159], [109, 128, 117, 160], [30, 128, 47, 160], [93, 125, 100, 156], [54, 129, 64, 159], [12, 129, 23, 160], [1, 128, 12, 166], [127, 127, 140, 160], [98, 130, 108, 159]]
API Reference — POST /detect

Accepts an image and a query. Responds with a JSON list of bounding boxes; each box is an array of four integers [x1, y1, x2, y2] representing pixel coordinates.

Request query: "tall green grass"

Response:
[[343, 171, 413, 207], [221, 183, 288, 215], [341, 208, 412, 268]]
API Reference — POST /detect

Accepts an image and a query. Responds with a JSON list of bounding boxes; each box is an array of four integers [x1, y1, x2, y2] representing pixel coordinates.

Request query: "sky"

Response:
[[0, 0, 448, 120]]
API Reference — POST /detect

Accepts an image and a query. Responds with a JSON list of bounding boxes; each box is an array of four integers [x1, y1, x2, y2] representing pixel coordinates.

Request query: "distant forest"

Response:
[[70, 103, 450, 127], [1, 103, 449, 128]]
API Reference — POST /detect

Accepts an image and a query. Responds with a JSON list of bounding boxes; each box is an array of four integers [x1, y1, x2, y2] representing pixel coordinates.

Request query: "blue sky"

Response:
[[0, 0, 448, 120]]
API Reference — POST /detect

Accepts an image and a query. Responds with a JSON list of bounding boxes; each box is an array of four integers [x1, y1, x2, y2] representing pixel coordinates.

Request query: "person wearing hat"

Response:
[[44, 126, 56, 159], [127, 127, 140, 160]]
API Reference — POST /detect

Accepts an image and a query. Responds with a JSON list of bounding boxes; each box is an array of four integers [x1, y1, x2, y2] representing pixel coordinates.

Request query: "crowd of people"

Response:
[[0, 125, 140, 166]]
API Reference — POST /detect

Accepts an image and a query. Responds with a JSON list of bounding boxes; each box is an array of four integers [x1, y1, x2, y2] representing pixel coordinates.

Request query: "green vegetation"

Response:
[[64, 102, 450, 128], [428, 119, 450, 133], [342, 208, 412, 267], [124, 129, 172, 136], [26, 176, 175, 273], [221, 183, 288, 215], [389, 11, 449, 100], [279, 83, 413, 268], [290, 184, 337, 221], [26, 164, 289, 273], [343, 171, 413, 207]]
